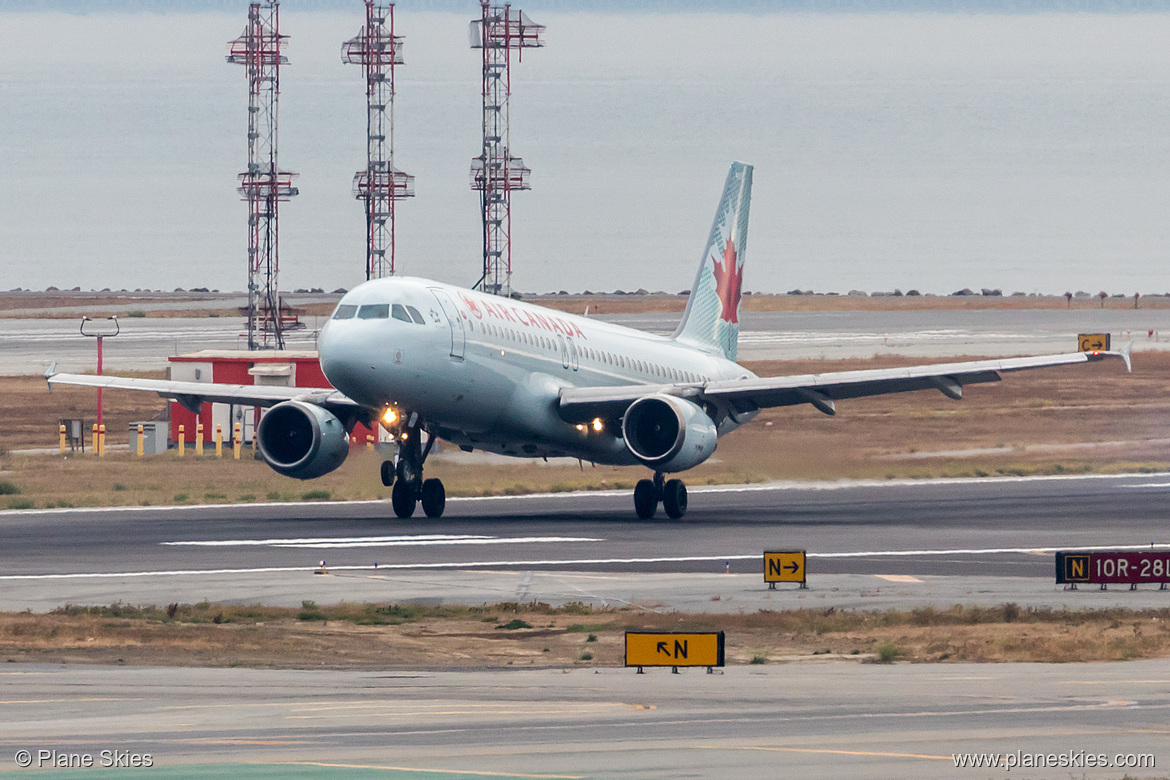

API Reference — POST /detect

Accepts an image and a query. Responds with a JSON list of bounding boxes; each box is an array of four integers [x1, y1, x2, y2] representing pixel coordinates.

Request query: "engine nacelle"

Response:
[[621, 395, 717, 472], [257, 401, 349, 480]]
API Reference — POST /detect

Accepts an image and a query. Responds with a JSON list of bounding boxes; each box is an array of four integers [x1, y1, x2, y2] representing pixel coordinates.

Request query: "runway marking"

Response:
[[700, 745, 951, 761], [163, 534, 601, 550], [267, 762, 584, 779], [177, 739, 308, 746], [1063, 680, 1170, 685], [6, 544, 1170, 581], [0, 471, 1160, 516], [0, 698, 139, 704], [873, 575, 923, 583], [286, 709, 589, 720], [162, 534, 495, 547]]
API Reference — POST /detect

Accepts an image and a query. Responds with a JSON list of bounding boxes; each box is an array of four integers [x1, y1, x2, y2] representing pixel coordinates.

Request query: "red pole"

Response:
[[96, 335, 104, 431]]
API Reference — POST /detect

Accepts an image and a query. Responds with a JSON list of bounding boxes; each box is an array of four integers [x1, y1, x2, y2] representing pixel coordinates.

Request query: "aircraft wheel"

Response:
[[380, 460, 395, 487], [633, 479, 657, 519], [391, 480, 416, 519], [421, 478, 446, 519], [662, 479, 687, 519]]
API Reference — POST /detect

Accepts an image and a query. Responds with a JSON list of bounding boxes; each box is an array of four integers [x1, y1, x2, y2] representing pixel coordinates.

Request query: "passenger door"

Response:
[[429, 289, 466, 360]]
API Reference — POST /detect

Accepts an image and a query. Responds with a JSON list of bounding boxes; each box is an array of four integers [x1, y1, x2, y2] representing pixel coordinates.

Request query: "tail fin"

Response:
[[672, 162, 753, 362]]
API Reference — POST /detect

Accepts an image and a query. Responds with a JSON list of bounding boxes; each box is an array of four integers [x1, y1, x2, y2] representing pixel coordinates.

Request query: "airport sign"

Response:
[[764, 550, 807, 587], [625, 631, 725, 668], [1078, 333, 1111, 352], [1056, 550, 1170, 586]]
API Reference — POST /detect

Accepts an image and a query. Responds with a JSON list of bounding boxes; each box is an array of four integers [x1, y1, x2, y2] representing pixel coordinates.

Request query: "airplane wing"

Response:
[[557, 348, 1131, 423], [45, 371, 360, 415]]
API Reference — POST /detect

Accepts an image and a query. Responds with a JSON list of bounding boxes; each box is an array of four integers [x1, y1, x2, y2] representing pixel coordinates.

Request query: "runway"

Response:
[[2, 661, 1165, 779], [3, 475, 1170, 778], [1, 473, 1169, 611]]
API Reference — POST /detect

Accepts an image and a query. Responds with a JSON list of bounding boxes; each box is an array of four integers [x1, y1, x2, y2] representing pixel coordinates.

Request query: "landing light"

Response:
[[381, 408, 399, 426], [400, 432, 409, 441], [575, 424, 585, 432], [592, 418, 604, 432]]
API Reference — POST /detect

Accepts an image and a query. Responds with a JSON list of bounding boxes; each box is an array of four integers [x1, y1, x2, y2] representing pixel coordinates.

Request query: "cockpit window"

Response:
[[406, 305, 426, 324], [332, 304, 358, 320], [391, 304, 412, 323], [357, 303, 390, 319]]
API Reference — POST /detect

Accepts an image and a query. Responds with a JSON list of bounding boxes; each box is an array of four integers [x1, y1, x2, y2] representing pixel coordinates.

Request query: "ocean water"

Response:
[[1, 10, 1169, 295]]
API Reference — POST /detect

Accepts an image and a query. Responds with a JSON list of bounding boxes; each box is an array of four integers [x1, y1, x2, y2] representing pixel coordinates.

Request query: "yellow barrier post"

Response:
[[366, 433, 374, 450], [98, 424, 106, 457], [215, 424, 223, 458], [233, 422, 242, 460], [59, 424, 66, 454], [195, 423, 204, 456], [92, 423, 98, 455], [136, 424, 144, 457], [178, 424, 185, 457]]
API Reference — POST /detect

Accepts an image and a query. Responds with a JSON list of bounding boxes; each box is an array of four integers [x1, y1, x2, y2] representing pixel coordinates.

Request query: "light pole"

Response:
[[80, 316, 120, 434]]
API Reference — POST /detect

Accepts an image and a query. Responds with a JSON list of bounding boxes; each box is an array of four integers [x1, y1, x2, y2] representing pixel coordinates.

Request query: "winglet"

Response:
[[44, 362, 57, 390], [1118, 340, 1133, 373]]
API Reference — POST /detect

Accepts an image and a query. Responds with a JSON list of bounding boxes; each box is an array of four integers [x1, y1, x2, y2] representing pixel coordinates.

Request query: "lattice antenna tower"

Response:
[[343, 2, 415, 281], [469, 2, 544, 296], [228, 1, 299, 350]]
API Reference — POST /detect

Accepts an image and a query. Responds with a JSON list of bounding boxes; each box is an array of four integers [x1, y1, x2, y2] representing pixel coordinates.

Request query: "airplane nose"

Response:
[[317, 321, 354, 390]]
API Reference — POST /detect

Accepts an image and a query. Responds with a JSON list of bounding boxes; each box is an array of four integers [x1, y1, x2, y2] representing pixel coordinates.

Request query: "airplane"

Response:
[[46, 162, 1131, 520]]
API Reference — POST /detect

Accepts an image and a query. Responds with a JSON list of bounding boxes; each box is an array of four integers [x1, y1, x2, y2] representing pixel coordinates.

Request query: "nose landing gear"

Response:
[[383, 421, 445, 519], [633, 472, 687, 519]]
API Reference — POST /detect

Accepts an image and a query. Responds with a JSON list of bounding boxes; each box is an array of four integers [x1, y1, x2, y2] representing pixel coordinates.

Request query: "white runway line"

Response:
[[163, 535, 603, 549], [4, 542, 1169, 581], [161, 534, 493, 547]]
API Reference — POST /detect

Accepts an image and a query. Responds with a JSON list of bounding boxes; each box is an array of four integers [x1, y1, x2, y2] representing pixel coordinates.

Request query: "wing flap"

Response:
[[558, 350, 1126, 422]]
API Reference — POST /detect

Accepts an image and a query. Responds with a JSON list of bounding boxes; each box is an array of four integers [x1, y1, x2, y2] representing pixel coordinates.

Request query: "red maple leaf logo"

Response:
[[459, 293, 482, 319], [710, 237, 742, 324]]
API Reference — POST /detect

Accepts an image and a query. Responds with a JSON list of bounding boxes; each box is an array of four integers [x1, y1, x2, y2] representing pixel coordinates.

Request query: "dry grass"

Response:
[[2, 350, 1168, 508], [0, 602, 1166, 669]]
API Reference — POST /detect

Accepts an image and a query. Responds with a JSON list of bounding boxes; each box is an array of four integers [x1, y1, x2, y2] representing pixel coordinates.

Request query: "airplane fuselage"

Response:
[[318, 277, 755, 464]]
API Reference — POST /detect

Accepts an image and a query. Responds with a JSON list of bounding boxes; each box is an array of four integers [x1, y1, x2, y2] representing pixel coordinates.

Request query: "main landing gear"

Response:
[[381, 423, 445, 519], [633, 472, 687, 519]]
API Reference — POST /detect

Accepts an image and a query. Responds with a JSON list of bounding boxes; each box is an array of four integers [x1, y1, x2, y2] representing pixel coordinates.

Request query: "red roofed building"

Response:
[[167, 350, 380, 447]]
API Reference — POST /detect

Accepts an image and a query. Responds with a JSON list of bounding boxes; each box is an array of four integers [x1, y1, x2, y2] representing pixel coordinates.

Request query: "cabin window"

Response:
[[406, 305, 426, 324], [357, 304, 390, 319], [391, 304, 412, 323], [332, 304, 358, 320]]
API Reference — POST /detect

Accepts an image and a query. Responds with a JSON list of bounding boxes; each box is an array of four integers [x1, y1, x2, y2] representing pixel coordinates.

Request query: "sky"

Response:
[[2, 6, 1170, 295]]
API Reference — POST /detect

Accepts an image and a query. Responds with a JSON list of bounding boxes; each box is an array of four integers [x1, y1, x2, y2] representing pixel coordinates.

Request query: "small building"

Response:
[[167, 350, 380, 446]]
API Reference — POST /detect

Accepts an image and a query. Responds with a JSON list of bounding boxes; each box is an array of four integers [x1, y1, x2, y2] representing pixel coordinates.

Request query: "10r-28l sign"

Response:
[[1056, 551, 1170, 585]]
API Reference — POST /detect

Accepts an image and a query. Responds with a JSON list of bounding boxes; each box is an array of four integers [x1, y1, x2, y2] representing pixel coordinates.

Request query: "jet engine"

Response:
[[621, 395, 717, 472], [256, 401, 349, 480]]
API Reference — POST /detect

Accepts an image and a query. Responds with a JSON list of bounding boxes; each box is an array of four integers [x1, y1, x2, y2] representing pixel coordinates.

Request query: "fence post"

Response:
[[137, 424, 144, 457], [178, 424, 185, 457], [215, 424, 223, 458], [59, 424, 66, 454], [195, 423, 204, 456], [98, 424, 106, 457]]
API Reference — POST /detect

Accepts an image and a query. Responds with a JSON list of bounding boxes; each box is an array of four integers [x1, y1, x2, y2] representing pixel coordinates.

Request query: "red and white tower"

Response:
[[469, 2, 544, 296], [228, 1, 299, 350], [343, 1, 415, 281]]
